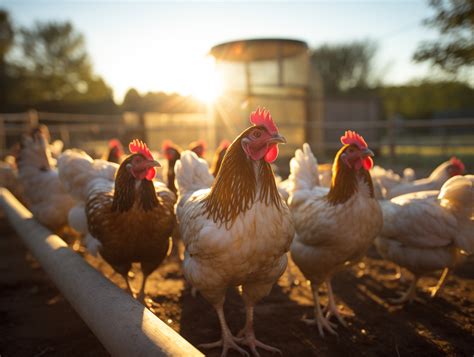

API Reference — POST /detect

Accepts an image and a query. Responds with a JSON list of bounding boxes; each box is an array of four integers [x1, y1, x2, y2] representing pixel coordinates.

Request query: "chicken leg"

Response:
[[199, 302, 249, 357], [236, 305, 282, 356], [428, 268, 450, 298], [303, 282, 337, 337], [390, 275, 422, 304], [324, 280, 348, 327]]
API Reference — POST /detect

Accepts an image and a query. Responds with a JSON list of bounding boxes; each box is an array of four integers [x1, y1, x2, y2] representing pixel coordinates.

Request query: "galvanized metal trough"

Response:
[[0, 188, 203, 357]]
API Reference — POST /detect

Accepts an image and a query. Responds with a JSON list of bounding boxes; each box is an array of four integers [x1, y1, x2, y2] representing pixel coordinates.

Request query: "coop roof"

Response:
[[210, 38, 308, 62]]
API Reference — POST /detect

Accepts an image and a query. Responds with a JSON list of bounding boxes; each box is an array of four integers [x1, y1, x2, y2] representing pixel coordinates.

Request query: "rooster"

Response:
[[16, 127, 75, 233], [175, 108, 294, 356], [375, 175, 473, 304], [58, 140, 176, 302], [385, 157, 465, 199], [288, 133, 383, 336]]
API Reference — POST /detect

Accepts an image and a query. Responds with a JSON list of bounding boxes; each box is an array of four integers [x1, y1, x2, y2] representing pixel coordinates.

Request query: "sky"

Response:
[[2, 0, 440, 103]]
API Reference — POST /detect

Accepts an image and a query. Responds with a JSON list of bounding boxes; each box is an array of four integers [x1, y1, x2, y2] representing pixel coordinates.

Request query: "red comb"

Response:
[[129, 139, 154, 160], [250, 107, 278, 135], [219, 139, 231, 149], [108, 138, 123, 150], [450, 156, 465, 172], [340, 130, 368, 149], [162, 140, 176, 152]]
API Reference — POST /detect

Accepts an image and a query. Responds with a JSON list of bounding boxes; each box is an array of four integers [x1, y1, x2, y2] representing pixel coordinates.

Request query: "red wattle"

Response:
[[264, 144, 279, 163], [145, 168, 156, 181], [363, 157, 373, 170]]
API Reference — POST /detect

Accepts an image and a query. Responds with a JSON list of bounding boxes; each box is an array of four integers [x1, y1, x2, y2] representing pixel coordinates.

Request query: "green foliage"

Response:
[[310, 40, 378, 95], [379, 80, 474, 119], [413, 0, 474, 72], [0, 9, 115, 112]]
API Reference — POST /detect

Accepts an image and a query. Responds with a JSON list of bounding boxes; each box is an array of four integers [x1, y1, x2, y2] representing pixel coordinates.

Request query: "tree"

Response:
[[413, 0, 474, 72], [379, 80, 474, 119], [17, 21, 113, 104], [310, 40, 378, 95]]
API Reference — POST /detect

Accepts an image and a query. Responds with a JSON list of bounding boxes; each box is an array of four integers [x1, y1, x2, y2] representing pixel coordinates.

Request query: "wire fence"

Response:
[[0, 110, 473, 171]]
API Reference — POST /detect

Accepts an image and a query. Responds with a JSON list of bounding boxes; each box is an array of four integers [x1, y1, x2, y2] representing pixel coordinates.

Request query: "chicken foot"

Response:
[[303, 282, 337, 337], [324, 280, 348, 327], [236, 305, 282, 356], [199, 303, 249, 357]]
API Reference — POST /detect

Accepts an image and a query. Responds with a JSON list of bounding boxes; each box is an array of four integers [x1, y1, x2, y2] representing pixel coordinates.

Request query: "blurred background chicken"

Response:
[[161, 140, 182, 195], [210, 139, 230, 177], [58, 140, 176, 303], [188, 139, 207, 159], [375, 175, 474, 304], [16, 127, 75, 234], [384, 157, 465, 199], [0, 153, 24, 204], [103, 138, 125, 164], [289, 132, 383, 336], [175, 108, 294, 356]]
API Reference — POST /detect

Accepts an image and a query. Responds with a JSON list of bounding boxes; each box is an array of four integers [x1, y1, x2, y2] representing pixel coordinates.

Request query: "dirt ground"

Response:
[[1, 216, 473, 357]]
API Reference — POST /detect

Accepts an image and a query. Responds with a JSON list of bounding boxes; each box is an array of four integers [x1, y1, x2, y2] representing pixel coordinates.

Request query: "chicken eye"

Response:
[[253, 131, 262, 138]]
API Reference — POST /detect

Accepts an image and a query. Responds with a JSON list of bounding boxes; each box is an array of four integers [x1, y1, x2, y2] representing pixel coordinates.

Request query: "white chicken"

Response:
[[289, 132, 383, 337], [175, 108, 294, 356], [16, 127, 75, 233], [375, 175, 474, 304], [384, 157, 465, 199]]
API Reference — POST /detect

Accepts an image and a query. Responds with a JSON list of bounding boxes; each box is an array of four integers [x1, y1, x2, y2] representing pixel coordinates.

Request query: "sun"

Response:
[[187, 56, 223, 104]]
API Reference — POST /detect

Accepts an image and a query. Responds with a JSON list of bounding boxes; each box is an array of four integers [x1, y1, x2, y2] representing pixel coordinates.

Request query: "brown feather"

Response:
[[203, 126, 282, 228], [86, 154, 175, 272], [327, 144, 375, 205]]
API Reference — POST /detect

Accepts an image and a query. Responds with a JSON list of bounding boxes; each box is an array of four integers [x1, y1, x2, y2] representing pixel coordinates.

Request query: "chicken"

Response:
[[210, 139, 230, 177], [371, 165, 416, 199], [188, 139, 207, 158], [278, 162, 333, 202], [16, 127, 75, 233], [58, 140, 176, 302], [104, 138, 125, 164], [288, 132, 383, 336], [0, 154, 24, 203], [385, 157, 465, 199], [162, 140, 182, 194], [175, 108, 294, 356], [375, 175, 474, 304]]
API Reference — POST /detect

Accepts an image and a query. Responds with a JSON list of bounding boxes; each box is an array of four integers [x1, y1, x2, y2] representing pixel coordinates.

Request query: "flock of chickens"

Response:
[[1, 108, 472, 357]]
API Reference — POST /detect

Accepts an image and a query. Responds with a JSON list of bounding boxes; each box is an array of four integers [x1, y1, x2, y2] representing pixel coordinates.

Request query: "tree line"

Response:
[[1, 0, 473, 118]]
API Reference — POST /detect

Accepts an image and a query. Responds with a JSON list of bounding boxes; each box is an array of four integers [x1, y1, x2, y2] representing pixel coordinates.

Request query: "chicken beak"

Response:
[[267, 134, 287, 145], [360, 148, 374, 157], [146, 159, 161, 168]]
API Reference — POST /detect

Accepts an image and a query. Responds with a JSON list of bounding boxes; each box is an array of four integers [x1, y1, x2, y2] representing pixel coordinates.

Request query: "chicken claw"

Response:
[[302, 316, 337, 337], [389, 276, 424, 304], [200, 336, 249, 357]]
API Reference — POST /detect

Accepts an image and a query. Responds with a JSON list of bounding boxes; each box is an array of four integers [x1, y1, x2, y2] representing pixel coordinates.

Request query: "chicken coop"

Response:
[[209, 38, 322, 165]]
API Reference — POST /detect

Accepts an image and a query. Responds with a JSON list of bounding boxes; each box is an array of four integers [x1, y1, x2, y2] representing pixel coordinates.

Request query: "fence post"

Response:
[[387, 114, 397, 163], [59, 124, 71, 148], [0, 116, 5, 157], [27, 109, 39, 128]]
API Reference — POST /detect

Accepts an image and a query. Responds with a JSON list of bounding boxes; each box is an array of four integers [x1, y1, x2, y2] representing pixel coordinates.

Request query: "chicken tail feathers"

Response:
[[288, 143, 319, 193], [58, 149, 118, 201], [175, 150, 213, 200]]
